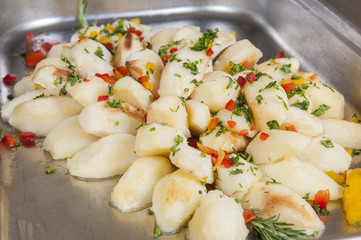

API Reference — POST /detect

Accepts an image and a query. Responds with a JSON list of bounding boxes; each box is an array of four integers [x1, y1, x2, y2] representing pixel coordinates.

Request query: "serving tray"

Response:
[[1, 0, 361, 239]]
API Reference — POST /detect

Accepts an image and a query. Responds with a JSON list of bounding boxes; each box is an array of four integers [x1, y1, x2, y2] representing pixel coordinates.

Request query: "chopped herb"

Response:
[[161, 122, 168, 126], [227, 61, 246, 76], [352, 113, 361, 123], [226, 76, 236, 89], [154, 226, 162, 238], [33, 93, 46, 99], [352, 149, 361, 156], [114, 121, 120, 126], [266, 120, 280, 130], [148, 209, 154, 215], [170, 135, 184, 156], [277, 95, 288, 110], [200, 152, 207, 158], [312, 104, 330, 117], [174, 73, 181, 77], [106, 99, 125, 112], [280, 64, 292, 74], [291, 100, 309, 111], [7, 95, 14, 100], [200, 177, 208, 185], [135, 122, 149, 130], [291, 75, 302, 80], [61, 57, 75, 71], [320, 139, 334, 148], [229, 168, 243, 175], [198, 190, 203, 195], [108, 85, 114, 96], [77, 0, 89, 29], [68, 72, 81, 86], [94, 46, 104, 59], [84, 48, 89, 53], [149, 127, 156, 131], [53, 77, 64, 86], [215, 120, 228, 137], [312, 204, 333, 216], [178, 96, 186, 104], [184, 88, 189, 93], [232, 94, 254, 127], [190, 79, 203, 87], [259, 81, 279, 92], [256, 95, 263, 104], [266, 178, 281, 185], [174, 135, 184, 145], [190, 28, 219, 52], [149, 95, 154, 102], [169, 105, 180, 112], [239, 183, 243, 188], [45, 166, 55, 174], [303, 192, 310, 200], [158, 40, 182, 58], [322, 83, 335, 92], [59, 85, 67, 96], [183, 61, 199, 75]]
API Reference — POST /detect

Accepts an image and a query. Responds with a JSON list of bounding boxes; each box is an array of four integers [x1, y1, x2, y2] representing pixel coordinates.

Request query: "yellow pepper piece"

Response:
[[146, 62, 155, 74], [131, 18, 140, 25], [231, 31, 236, 38], [99, 37, 111, 44], [118, 33, 123, 42], [345, 148, 353, 156], [25, 72, 32, 76], [325, 171, 344, 185], [351, 116, 360, 123], [105, 23, 114, 32], [34, 83, 42, 89], [142, 81, 153, 91], [280, 80, 291, 85], [343, 168, 361, 226], [292, 78, 305, 85], [114, 70, 124, 80], [89, 31, 98, 38], [223, 63, 233, 73]]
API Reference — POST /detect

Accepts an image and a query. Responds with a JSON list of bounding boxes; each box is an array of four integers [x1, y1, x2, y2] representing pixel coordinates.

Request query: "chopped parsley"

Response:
[[266, 120, 280, 130], [135, 122, 149, 130], [149, 127, 156, 131], [259, 81, 279, 92], [226, 76, 236, 89], [227, 61, 246, 76], [190, 28, 219, 52], [322, 83, 335, 92], [148, 209, 154, 215], [256, 95, 263, 104], [154, 226, 162, 238], [108, 85, 114, 96], [114, 121, 120, 126], [106, 99, 125, 112], [200, 152, 207, 158], [170, 135, 184, 156], [94, 46, 104, 59], [59, 85, 67, 96], [291, 100, 309, 111], [183, 61, 199, 75], [229, 168, 243, 175], [280, 64, 292, 74], [277, 95, 288, 110], [266, 178, 281, 185], [232, 94, 254, 127], [303, 192, 310, 200], [320, 139, 334, 148], [190, 79, 203, 87], [174, 73, 181, 77], [53, 76, 64, 86], [312, 104, 330, 117], [45, 166, 55, 174], [291, 75, 302, 80]]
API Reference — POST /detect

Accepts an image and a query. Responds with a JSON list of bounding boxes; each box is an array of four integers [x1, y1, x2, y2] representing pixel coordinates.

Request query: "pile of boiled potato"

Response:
[[2, 18, 361, 239]]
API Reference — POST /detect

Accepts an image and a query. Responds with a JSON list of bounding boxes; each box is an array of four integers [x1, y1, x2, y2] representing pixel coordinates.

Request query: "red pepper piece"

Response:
[[250, 125, 256, 131], [25, 34, 60, 67], [3, 135, 16, 148], [103, 42, 113, 51], [243, 209, 256, 224], [259, 132, 269, 141], [208, 118, 218, 131], [97, 95, 109, 102], [138, 75, 149, 83], [237, 76, 246, 87], [285, 125, 297, 132], [281, 82, 296, 93], [169, 47, 178, 53], [227, 120, 237, 129], [95, 73, 116, 85], [113, 66, 128, 76], [276, 51, 285, 58], [206, 48, 214, 56], [239, 129, 249, 136], [187, 137, 199, 148], [222, 156, 233, 168], [19, 132, 36, 145], [2, 73, 17, 85], [246, 72, 256, 83], [225, 99, 235, 111], [83, 79, 90, 82], [313, 189, 330, 210]]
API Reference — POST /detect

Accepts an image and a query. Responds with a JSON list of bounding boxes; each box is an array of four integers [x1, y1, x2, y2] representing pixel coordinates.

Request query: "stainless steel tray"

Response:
[[1, 0, 361, 239]]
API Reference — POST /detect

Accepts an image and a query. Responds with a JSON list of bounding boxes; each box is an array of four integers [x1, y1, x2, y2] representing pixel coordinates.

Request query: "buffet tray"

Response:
[[1, 0, 361, 239]]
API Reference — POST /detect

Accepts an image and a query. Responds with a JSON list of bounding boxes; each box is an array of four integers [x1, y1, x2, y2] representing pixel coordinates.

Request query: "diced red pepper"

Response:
[[246, 72, 256, 83], [95, 73, 116, 85], [2, 73, 17, 85], [243, 209, 256, 224], [206, 48, 214, 56], [221, 156, 233, 168], [211, 156, 217, 165], [225, 99, 235, 111], [259, 132, 269, 141], [113, 66, 128, 76], [97, 95, 109, 102], [187, 137, 199, 148], [281, 82, 296, 93], [197, 142, 218, 157], [138, 75, 149, 83], [3, 135, 16, 148], [208, 118, 218, 131], [276, 51, 285, 58], [128, 27, 142, 37], [78, 36, 87, 41], [237, 76, 246, 87], [103, 42, 113, 51], [227, 120, 237, 129], [83, 78, 90, 82], [25, 34, 60, 67], [239, 129, 249, 136], [343, 170, 349, 180], [19, 132, 36, 145], [285, 125, 297, 132], [169, 47, 178, 53], [313, 190, 330, 210], [250, 125, 256, 131]]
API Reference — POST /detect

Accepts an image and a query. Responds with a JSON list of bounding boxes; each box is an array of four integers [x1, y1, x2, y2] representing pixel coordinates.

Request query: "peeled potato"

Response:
[[187, 190, 248, 240], [134, 123, 184, 157], [322, 119, 361, 149], [216, 153, 262, 199], [9, 96, 82, 136], [78, 101, 145, 137], [255, 58, 300, 82], [114, 33, 143, 67], [169, 142, 214, 184], [67, 133, 137, 179], [147, 96, 190, 138], [190, 71, 240, 113], [150, 27, 179, 54], [298, 137, 352, 173], [246, 130, 311, 164], [259, 157, 344, 200], [211, 31, 236, 60], [47, 42, 73, 60], [13, 75, 36, 97], [110, 156, 173, 213], [171, 26, 203, 47], [152, 169, 206, 233], [71, 38, 112, 63], [185, 100, 211, 136], [43, 116, 99, 160], [242, 182, 325, 236]]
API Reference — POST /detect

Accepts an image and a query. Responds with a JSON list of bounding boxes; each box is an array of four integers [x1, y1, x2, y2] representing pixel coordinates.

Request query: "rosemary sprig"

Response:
[[249, 212, 309, 240], [78, 0, 89, 29]]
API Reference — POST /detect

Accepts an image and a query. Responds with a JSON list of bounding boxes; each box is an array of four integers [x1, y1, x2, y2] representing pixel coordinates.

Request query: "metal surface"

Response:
[[1, 0, 361, 239]]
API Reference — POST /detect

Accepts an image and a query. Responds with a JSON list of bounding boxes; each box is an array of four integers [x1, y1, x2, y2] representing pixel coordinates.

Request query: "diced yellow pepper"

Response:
[[131, 18, 140, 25], [146, 62, 155, 74], [89, 31, 98, 38], [223, 63, 233, 73], [280, 80, 291, 85], [118, 33, 123, 42], [325, 171, 344, 185], [231, 31, 236, 38], [292, 78, 305, 85], [105, 23, 114, 32], [99, 37, 111, 44], [34, 83, 42, 89], [351, 116, 360, 123], [343, 168, 361, 226], [208, 43, 212, 48], [114, 70, 124, 80], [25, 72, 32, 76], [345, 148, 353, 156], [142, 81, 153, 91]]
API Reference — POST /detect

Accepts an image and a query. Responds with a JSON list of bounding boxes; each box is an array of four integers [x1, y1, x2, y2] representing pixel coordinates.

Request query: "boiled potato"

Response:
[[150, 27, 179, 54], [68, 75, 109, 107], [134, 123, 184, 157], [255, 58, 300, 82], [322, 119, 361, 149], [13, 75, 36, 97], [152, 169, 206, 233], [242, 182, 325, 236], [47, 42, 73, 60], [288, 91, 313, 113], [1, 90, 49, 122], [190, 71, 240, 113], [187, 190, 248, 240], [298, 137, 352, 173], [72, 52, 114, 79], [185, 100, 211, 136], [215, 109, 258, 138], [71, 38, 112, 63], [169, 142, 214, 184], [304, 82, 344, 119], [78, 101, 145, 137], [243, 74, 288, 131], [67, 133, 137, 179], [280, 106, 324, 137], [112, 76, 153, 112], [114, 33, 143, 67], [43, 116, 99, 160], [110, 156, 173, 213], [246, 130, 311, 164], [211, 31, 236, 60], [147, 96, 190, 138], [69, 26, 104, 43], [213, 39, 262, 71], [259, 157, 344, 200], [200, 126, 247, 153], [158, 47, 210, 98], [171, 26, 203, 47], [216, 153, 262, 198], [9, 96, 82, 136]]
